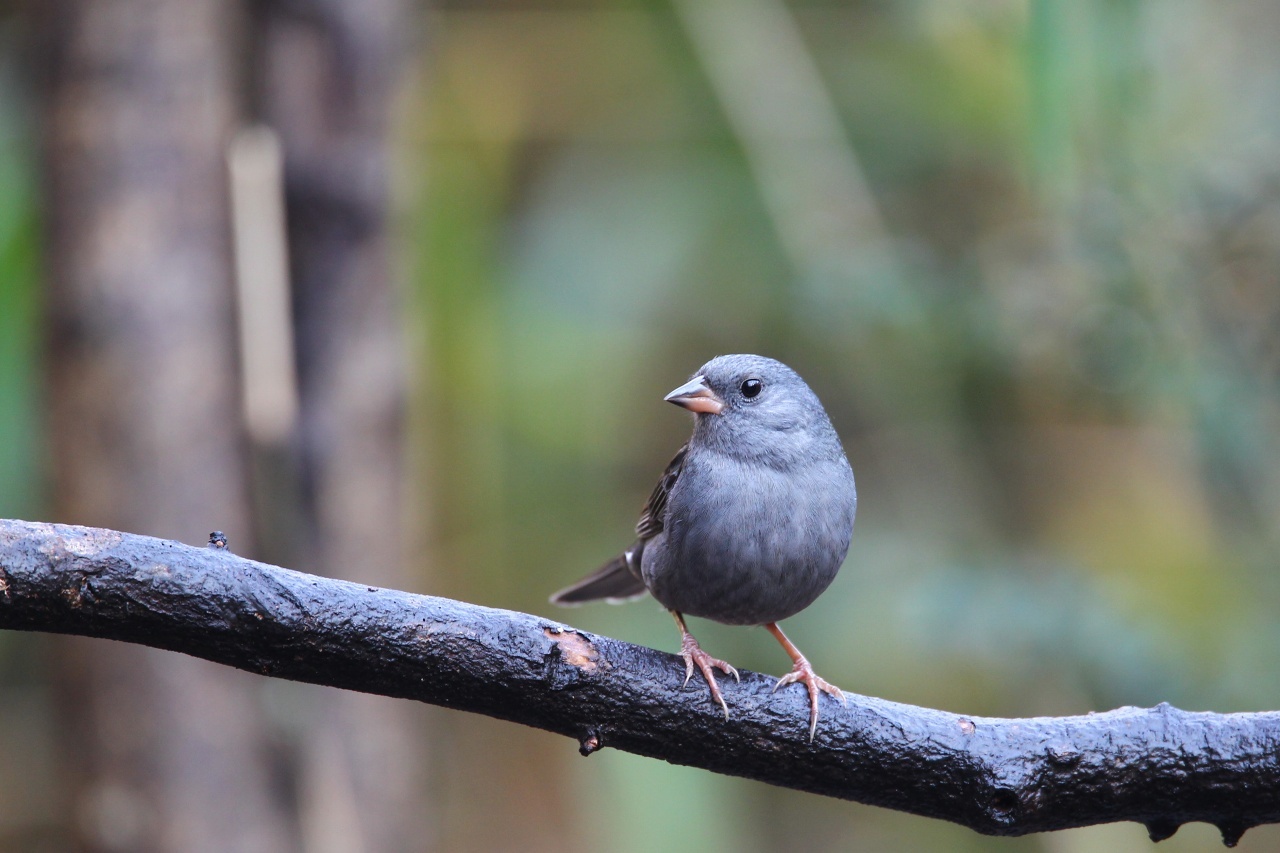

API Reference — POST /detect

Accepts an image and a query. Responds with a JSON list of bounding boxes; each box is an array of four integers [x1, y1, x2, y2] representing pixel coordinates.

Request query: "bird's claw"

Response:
[[774, 657, 843, 741], [680, 633, 739, 719]]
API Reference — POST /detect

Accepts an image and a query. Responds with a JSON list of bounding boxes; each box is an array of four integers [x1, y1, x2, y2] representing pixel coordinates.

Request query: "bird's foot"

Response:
[[680, 632, 740, 719], [774, 656, 845, 741]]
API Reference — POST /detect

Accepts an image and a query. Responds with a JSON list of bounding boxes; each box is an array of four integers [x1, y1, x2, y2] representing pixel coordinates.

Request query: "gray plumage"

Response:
[[552, 354, 856, 737], [553, 354, 856, 626]]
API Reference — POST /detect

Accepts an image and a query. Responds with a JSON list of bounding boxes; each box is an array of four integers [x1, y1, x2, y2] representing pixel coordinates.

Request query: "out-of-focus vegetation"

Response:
[[0, 27, 39, 523], [5, 1, 1280, 850], [409, 2, 1280, 851], [0, 16, 56, 851]]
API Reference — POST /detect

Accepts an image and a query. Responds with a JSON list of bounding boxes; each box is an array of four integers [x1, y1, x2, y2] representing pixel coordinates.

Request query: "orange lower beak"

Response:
[[664, 376, 724, 415]]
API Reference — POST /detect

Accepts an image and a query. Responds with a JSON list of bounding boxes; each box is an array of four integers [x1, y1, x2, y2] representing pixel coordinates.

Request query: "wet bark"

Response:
[[2, 519, 1276, 848]]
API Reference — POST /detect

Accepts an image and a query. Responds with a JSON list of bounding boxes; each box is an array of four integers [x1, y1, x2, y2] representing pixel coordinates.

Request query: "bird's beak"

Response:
[[664, 375, 724, 415]]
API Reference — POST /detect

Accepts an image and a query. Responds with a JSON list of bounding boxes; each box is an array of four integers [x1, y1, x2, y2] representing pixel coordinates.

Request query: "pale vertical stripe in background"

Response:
[[673, 0, 891, 267], [229, 126, 299, 445]]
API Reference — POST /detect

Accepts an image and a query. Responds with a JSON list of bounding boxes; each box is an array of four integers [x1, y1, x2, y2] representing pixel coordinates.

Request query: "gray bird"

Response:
[[551, 354, 856, 739]]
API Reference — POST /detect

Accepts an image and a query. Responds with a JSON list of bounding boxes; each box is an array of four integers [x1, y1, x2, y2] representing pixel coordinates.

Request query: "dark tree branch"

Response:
[[1, 519, 1276, 846]]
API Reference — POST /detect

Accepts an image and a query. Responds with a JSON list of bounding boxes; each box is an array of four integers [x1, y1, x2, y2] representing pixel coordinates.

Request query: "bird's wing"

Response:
[[549, 443, 688, 608], [549, 553, 647, 605], [635, 443, 688, 539]]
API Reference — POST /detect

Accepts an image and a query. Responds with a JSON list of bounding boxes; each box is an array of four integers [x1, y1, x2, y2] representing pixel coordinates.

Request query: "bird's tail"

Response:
[[550, 551, 648, 605]]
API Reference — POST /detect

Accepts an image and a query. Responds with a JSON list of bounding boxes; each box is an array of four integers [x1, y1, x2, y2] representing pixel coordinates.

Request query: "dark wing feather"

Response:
[[636, 443, 687, 539], [549, 444, 688, 607], [549, 554, 647, 605]]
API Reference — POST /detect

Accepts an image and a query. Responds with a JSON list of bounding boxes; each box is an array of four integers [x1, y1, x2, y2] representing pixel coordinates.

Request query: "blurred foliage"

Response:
[[407, 1, 1280, 851], [0, 29, 39, 523], [0, 18, 56, 852], [1, 0, 1280, 850]]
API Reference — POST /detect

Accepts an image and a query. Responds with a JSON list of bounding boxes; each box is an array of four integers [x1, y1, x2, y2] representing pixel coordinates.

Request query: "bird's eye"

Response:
[[740, 378, 763, 399]]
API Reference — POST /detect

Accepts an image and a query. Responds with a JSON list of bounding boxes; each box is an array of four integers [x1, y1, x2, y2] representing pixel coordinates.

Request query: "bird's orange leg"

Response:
[[766, 622, 845, 740], [672, 611, 739, 719]]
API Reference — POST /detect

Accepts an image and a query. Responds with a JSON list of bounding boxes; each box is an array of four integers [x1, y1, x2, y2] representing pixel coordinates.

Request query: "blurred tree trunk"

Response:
[[249, 2, 432, 851], [35, 1, 297, 852]]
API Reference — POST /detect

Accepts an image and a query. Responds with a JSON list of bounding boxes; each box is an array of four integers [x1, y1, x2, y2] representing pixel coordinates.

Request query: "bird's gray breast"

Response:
[[641, 450, 856, 625]]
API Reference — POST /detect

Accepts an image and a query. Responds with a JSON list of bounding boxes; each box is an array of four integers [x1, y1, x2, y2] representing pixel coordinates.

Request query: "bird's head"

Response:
[[665, 354, 837, 464]]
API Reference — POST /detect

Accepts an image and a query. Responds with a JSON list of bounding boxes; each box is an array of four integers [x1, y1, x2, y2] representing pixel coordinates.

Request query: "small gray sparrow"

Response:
[[552, 354, 856, 739]]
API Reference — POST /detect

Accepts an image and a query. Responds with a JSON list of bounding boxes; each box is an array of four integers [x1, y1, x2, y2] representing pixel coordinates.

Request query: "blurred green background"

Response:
[[6, 0, 1280, 850]]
